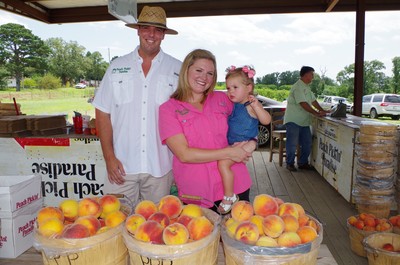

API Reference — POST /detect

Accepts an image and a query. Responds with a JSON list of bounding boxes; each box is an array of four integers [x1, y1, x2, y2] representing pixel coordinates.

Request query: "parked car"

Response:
[[256, 95, 286, 146], [362, 93, 400, 120], [75, 83, 87, 89], [320, 96, 353, 113]]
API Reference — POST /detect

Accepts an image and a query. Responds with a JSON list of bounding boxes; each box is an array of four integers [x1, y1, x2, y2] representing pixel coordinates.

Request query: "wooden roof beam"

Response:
[[326, 0, 340, 12], [0, 0, 49, 22]]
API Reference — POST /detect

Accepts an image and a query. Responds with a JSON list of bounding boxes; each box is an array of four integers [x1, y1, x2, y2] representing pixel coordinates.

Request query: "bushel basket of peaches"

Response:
[[33, 194, 132, 265], [122, 195, 221, 265], [221, 194, 323, 265]]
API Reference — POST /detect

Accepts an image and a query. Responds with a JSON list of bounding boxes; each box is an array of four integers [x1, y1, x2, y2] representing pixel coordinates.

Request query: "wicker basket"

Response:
[[363, 232, 400, 265], [359, 121, 398, 136], [123, 208, 221, 265], [34, 224, 128, 265], [347, 217, 393, 257], [222, 215, 323, 265]]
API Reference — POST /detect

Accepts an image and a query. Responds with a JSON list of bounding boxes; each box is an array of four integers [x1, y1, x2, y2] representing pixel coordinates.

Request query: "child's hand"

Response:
[[247, 95, 262, 109]]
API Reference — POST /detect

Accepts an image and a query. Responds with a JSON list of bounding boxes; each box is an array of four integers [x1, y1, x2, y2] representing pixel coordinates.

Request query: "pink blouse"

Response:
[[159, 91, 252, 207]]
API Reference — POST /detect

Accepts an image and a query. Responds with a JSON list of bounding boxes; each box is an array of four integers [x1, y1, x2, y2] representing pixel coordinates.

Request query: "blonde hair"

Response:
[[171, 49, 217, 102], [225, 66, 255, 94]]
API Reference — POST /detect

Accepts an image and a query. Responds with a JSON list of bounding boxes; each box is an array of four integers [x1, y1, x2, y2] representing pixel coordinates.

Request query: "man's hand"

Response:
[[105, 156, 126, 185]]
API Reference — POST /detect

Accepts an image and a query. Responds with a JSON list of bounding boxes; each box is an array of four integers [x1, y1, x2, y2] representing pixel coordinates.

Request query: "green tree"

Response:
[[0, 66, 9, 89], [46, 38, 86, 86], [257, 72, 279, 86], [392, 57, 400, 94], [336, 60, 386, 97], [84, 51, 108, 87], [278, 71, 299, 86], [0, 23, 49, 91]]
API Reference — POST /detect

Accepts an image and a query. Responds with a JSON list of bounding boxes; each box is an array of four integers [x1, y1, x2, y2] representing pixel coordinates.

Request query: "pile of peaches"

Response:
[[347, 212, 392, 232], [36, 194, 126, 239], [125, 195, 214, 245], [224, 194, 320, 247]]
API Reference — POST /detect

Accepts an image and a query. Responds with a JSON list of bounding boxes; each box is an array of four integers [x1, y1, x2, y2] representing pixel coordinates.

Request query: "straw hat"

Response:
[[126, 6, 178, 35]]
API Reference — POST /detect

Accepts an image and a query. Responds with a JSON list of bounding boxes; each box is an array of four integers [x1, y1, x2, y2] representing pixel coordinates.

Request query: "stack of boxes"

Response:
[[0, 175, 43, 258], [353, 121, 397, 218]]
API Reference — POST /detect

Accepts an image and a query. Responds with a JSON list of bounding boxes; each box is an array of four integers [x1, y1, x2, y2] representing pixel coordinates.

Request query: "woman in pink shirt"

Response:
[[159, 49, 252, 210]]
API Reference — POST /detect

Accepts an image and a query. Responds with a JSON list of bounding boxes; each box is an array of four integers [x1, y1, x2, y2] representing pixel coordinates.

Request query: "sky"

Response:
[[1, 9, 400, 82]]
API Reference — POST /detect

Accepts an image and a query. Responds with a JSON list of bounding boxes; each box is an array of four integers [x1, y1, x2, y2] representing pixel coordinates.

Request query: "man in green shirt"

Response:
[[284, 66, 328, 171]]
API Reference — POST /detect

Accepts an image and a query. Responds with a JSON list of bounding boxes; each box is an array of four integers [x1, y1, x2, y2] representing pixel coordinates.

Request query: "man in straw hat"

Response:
[[93, 6, 182, 206]]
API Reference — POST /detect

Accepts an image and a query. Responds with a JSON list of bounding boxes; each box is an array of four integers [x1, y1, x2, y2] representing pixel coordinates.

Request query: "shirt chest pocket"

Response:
[[112, 75, 134, 105], [156, 75, 179, 105]]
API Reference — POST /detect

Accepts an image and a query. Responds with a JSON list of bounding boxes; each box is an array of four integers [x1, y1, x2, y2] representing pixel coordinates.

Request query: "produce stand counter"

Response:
[[0, 134, 107, 207], [310, 114, 384, 203]]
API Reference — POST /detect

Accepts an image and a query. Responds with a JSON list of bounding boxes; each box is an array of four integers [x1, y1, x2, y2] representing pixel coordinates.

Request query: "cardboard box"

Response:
[[0, 175, 42, 212], [0, 198, 43, 258]]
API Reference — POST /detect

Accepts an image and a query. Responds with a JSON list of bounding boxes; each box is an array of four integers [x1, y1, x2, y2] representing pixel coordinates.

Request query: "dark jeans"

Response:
[[285, 122, 312, 166], [210, 188, 250, 214]]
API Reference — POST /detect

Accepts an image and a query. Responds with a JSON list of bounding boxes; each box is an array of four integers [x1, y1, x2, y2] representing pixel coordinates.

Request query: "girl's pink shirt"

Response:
[[159, 91, 252, 207]]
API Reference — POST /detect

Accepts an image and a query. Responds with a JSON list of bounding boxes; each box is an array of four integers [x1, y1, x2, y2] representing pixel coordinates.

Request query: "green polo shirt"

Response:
[[284, 79, 316, 126]]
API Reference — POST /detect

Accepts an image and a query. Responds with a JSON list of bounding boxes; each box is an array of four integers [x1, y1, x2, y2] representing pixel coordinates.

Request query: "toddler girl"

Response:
[[218, 65, 271, 214]]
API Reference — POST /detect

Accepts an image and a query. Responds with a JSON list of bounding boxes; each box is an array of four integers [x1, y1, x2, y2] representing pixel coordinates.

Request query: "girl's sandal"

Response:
[[218, 194, 239, 214]]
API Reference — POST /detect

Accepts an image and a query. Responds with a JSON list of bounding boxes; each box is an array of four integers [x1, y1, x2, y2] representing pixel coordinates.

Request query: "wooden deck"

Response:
[[1, 150, 369, 265]]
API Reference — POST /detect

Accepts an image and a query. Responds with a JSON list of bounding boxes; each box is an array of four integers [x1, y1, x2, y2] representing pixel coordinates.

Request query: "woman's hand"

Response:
[[230, 142, 253, 162]]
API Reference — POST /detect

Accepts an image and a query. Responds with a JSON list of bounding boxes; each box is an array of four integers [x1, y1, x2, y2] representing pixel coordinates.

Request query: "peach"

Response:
[[225, 218, 241, 238], [359, 213, 375, 221], [364, 217, 376, 227], [274, 197, 285, 206], [37, 207, 64, 226], [125, 214, 146, 235], [75, 216, 101, 236], [282, 214, 299, 232], [256, 235, 279, 247], [99, 194, 121, 218], [292, 203, 305, 216], [134, 220, 164, 244], [234, 221, 260, 245], [181, 204, 203, 218], [104, 210, 126, 228], [249, 215, 265, 236], [163, 223, 190, 245], [376, 222, 391, 232], [298, 214, 310, 227], [177, 215, 194, 228], [277, 232, 302, 247], [148, 212, 170, 228], [347, 215, 358, 226], [158, 195, 183, 219], [363, 226, 375, 232], [263, 215, 285, 238], [187, 216, 214, 241], [278, 203, 299, 219], [135, 200, 158, 220], [297, 226, 317, 244], [96, 226, 110, 234], [59, 199, 79, 222], [253, 194, 278, 217], [78, 198, 102, 218], [306, 219, 319, 232], [61, 223, 90, 239], [37, 218, 64, 238], [231, 201, 254, 222], [353, 220, 365, 230], [389, 215, 399, 226]]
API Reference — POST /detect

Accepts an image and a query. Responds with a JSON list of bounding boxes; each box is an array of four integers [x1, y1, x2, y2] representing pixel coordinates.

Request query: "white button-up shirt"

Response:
[[93, 47, 182, 176]]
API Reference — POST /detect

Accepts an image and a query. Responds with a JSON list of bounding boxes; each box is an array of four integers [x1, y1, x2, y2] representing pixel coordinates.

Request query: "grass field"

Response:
[[0, 87, 96, 123]]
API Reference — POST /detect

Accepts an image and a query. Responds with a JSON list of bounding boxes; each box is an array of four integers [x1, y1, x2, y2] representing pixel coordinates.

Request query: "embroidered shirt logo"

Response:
[[112, 67, 131, 74]]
